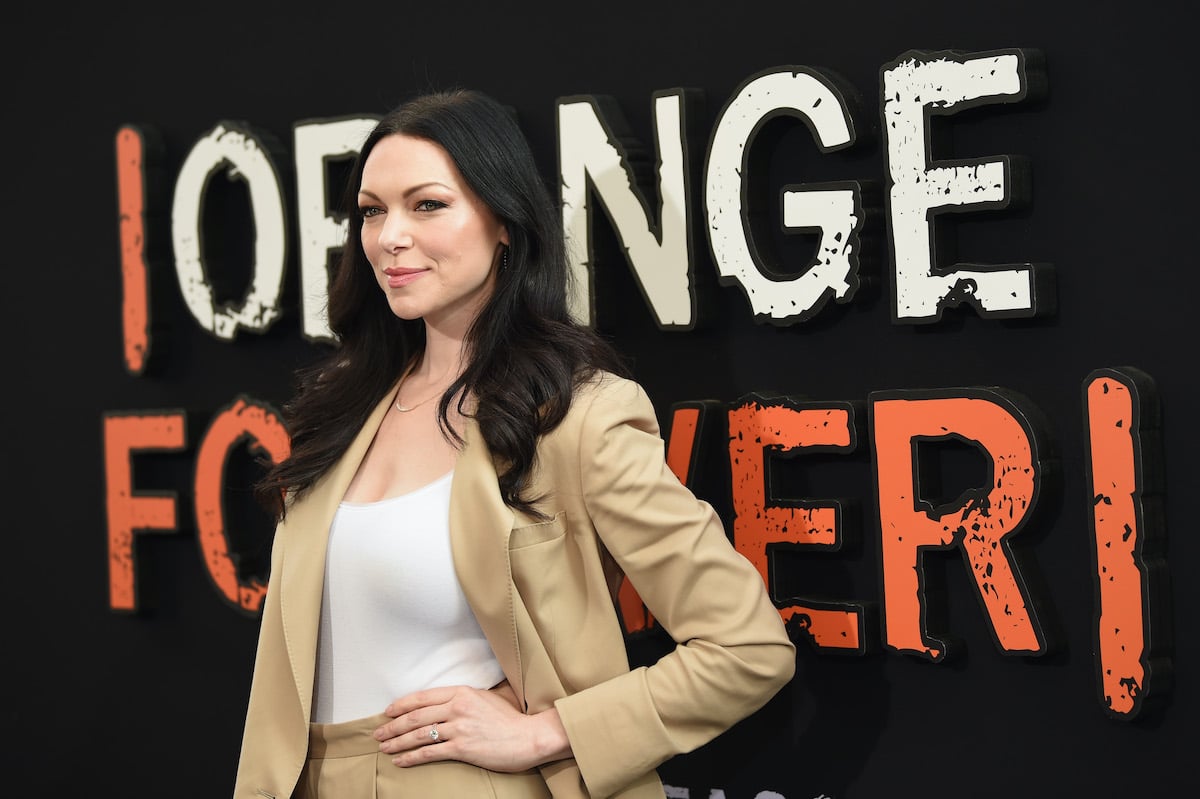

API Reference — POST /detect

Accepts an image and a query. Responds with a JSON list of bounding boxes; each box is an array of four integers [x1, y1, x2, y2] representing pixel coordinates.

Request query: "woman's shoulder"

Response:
[[571, 370, 650, 411], [547, 371, 659, 443], [533, 371, 668, 495]]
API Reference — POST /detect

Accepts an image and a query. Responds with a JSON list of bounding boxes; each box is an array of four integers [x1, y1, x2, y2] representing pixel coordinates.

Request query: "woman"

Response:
[[234, 89, 794, 799]]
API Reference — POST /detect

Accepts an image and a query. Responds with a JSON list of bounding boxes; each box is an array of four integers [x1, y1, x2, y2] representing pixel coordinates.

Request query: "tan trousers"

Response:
[[294, 713, 553, 798]]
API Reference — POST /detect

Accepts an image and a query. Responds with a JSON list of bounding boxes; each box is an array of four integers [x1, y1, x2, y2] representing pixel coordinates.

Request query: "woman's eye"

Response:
[[415, 199, 447, 212], [358, 206, 383, 218]]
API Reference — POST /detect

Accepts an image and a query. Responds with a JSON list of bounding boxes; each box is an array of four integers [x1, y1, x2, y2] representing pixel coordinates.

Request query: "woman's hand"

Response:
[[374, 681, 572, 771]]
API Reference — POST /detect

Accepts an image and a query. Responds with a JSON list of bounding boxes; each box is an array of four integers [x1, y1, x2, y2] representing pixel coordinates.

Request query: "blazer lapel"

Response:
[[279, 386, 396, 721], [449, 418, 523, 704]]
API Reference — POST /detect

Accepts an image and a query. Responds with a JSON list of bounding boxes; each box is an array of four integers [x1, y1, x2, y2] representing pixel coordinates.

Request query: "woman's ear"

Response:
[[500, 226, 510, 247]]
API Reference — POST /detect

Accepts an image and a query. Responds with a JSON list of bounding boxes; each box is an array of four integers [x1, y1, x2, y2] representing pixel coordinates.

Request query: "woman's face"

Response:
[[358, 134, 509, 334]]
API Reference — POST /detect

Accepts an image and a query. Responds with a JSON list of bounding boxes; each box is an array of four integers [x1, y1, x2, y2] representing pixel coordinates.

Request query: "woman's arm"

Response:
[[552, 377, 796, 796]]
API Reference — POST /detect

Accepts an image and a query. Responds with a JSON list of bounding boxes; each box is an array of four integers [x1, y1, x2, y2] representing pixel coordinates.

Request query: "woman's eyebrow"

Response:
[[357, 181, 455, 201]]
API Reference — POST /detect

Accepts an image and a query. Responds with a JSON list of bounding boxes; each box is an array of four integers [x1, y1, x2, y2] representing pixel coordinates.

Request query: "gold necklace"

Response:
[[394, 388, 443, 413]]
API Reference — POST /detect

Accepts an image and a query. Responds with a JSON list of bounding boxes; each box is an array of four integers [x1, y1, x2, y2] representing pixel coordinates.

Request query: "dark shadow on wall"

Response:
[[631, 631, 890, 799]]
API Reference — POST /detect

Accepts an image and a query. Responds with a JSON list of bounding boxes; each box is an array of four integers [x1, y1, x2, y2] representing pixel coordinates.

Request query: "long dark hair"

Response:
[[256, 89, 628, 519]]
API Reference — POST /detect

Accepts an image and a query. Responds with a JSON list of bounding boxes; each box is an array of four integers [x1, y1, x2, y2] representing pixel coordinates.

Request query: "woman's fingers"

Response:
[[373, 683, 567, 771], [384, 685, 457, 718], [390, 684, 558, 771], [374, 707, 447, 749], [375, 718, 450, 753], [373, 684, 462, 745]]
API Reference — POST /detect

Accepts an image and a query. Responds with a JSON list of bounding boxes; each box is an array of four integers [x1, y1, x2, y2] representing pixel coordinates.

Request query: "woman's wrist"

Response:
[[531, 707, 572, 764]]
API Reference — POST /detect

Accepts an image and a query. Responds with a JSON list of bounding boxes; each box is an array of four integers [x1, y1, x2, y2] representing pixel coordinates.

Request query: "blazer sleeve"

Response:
[[552, 377, 795, 797]]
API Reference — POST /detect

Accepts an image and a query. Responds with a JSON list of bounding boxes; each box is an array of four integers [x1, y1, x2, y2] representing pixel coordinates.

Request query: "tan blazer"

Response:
[[234, 374, 795, 799]]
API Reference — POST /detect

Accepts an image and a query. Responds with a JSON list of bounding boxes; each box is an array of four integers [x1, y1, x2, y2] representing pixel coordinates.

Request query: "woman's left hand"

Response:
[[374, 682, 572, 771]]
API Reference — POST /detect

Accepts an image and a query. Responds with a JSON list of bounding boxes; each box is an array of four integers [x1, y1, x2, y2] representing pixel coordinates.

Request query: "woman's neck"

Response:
[[412, 323, 468, 384]]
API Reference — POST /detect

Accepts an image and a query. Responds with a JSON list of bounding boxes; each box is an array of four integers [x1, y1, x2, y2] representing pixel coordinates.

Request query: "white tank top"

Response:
[[311, 470, 505, 723]]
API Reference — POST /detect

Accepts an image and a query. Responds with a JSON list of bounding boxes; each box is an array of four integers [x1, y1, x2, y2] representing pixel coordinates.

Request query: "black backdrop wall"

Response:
[[7, 2, 1195, 796]]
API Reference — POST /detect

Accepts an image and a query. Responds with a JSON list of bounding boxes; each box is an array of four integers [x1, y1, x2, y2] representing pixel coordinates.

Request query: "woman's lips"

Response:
[[384, 267, 428, 288]]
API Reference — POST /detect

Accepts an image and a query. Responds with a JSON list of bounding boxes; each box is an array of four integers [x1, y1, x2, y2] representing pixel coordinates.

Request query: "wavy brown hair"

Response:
[[255, 89, 628, 519]]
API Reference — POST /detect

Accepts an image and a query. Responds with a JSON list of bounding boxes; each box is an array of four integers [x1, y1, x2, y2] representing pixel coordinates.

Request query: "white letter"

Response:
[[293, 116, 379, 343], [705, 68, 863, 324], [882, 48, 1052, 323], [558, 91, 697, 329], [171, 122, 288, 340]]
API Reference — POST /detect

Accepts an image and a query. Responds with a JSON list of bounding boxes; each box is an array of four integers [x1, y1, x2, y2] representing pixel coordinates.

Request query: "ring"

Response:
[[429, 723, 440, 742]]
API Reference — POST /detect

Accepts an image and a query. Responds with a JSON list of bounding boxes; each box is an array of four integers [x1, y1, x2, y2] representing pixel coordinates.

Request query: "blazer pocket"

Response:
[[508, 513, 568, 665], [508, 512, 566, 551]]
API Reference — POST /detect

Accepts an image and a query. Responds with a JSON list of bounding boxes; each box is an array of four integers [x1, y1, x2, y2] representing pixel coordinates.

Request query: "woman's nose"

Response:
[[378, 213, 413, 252]]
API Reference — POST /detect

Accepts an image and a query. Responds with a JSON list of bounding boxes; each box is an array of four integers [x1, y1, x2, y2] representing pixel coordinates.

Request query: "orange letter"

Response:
[[194, 396, 290, 615], [1084, 367, 1169, 719], [871, 389, 1049, 660], [728, 395, 867, 653], [103, 411, 186, 611], [115, 125, 165, 375]]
